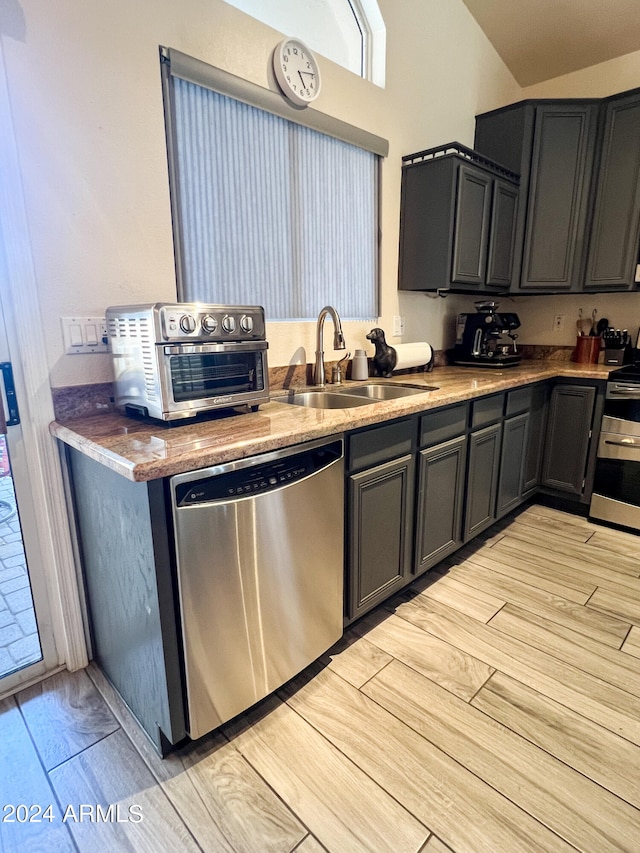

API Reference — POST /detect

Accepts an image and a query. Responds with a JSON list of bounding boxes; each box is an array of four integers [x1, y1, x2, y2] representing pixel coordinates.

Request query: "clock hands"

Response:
[[298, 69, 315, 89]]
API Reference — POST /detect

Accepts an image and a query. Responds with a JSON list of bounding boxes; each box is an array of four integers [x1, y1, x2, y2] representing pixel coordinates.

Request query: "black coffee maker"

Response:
[[453, 301, 522, 367]]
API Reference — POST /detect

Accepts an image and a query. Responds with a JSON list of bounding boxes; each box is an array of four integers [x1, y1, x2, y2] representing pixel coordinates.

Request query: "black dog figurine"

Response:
[[366, 328, 397, 377]]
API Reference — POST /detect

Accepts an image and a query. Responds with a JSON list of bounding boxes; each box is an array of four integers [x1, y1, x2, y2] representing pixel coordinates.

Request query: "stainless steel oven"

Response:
[[590, 363, 640, 531], [106, 303, 269, 421]]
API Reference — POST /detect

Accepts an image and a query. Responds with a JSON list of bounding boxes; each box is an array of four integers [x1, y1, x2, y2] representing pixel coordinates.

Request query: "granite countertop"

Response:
[[50, 362, 610, 482]]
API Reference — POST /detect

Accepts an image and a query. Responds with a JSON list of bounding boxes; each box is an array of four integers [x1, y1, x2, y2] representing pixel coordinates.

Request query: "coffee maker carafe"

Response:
[[453, 301, 522, 368]]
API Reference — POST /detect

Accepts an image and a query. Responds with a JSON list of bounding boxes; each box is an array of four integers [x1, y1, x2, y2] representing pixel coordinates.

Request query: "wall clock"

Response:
[[273, 38, 321, 107]]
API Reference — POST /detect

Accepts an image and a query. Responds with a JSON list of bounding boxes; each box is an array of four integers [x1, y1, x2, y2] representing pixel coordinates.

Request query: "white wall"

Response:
[[1, 0, 520, 388]]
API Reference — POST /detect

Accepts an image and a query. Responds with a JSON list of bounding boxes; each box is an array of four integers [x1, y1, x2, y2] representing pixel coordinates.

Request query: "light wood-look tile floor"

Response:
[[2, 504, 640, 852]]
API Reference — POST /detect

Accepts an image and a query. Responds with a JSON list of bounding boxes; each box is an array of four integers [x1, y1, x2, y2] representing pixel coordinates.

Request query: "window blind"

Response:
[[162, 48, 384, 320]]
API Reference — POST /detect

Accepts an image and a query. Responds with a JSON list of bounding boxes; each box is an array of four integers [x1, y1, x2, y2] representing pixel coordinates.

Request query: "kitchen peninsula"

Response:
[[52, 360, 609, 754]]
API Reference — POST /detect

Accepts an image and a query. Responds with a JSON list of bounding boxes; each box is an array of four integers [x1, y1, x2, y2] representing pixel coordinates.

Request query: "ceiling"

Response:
[[461, 0, 640, 87]]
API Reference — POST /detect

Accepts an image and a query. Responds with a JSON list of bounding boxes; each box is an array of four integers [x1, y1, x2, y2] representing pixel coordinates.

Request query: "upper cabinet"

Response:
[[398, 143, 518, 293], [583, 90, 640, 291], [475, 101, 599, 293]]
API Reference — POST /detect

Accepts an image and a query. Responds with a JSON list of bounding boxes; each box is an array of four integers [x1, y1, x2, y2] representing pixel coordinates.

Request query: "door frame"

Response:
[[0, 42, 87, 683]]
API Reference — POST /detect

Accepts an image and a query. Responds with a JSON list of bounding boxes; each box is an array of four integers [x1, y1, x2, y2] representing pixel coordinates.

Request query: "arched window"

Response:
[[227, 0, 385, 86]]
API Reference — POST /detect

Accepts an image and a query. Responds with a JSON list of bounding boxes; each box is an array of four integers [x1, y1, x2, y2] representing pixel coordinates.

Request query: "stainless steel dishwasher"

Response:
[[170, 436, 344, 739]]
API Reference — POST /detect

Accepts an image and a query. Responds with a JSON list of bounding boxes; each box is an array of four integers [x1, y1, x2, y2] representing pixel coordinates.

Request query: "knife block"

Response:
[[572, 335, 601, 364]]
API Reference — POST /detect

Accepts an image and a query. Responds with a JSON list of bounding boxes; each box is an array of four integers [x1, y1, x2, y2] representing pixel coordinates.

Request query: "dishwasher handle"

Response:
[[173, 438, 343, 507]]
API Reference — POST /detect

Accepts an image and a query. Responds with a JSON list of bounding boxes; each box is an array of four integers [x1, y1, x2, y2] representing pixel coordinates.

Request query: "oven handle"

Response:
[[163, 341, 268, 355], [607, 384, 640, 397], [604, 438, 640, 448]]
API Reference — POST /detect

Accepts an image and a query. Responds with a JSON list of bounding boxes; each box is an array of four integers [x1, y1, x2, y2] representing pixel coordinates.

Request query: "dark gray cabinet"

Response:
[[584, 90, 640, 290], [346, 420, 416, 621], [66, 448, 186, 755], [399, 143, 518, 293], [522, 382, 550, 496], [414, 404, 468, 575], [475, 101, 599, 292], [496, 412, 529, 518], [541, 383, 597, 495], [464, 422, 502, 541]]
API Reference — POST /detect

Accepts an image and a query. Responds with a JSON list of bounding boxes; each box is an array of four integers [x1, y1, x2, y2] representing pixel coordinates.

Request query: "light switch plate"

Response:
[[61, 317, 109, 354], [393, 315, 405, 336]]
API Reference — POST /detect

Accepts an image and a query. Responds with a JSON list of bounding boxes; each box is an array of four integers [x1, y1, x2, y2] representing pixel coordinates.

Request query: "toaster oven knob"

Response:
[[221, 315, 236, 334], [240, 314, 254, 333], [179, 314, 197, 334], [201, 314, 218, 334]]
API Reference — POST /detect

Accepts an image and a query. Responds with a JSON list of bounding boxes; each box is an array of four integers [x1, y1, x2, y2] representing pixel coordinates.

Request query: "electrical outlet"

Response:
[[61, 317, 109, 354], [553, 314, 565, 332], [392, 315, 405, 336]]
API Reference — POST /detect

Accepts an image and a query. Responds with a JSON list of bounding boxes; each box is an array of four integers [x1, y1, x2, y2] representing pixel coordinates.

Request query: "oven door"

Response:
[[159, 341, 269, 419], [591, 415, 640, 530]]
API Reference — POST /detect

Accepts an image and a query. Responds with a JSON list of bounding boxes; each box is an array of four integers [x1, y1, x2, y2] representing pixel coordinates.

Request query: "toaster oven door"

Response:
[[160, 341, 269, 418]]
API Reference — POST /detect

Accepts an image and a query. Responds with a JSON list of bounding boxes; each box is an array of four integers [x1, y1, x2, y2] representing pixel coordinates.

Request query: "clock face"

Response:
[[273, 39, 321, 107]]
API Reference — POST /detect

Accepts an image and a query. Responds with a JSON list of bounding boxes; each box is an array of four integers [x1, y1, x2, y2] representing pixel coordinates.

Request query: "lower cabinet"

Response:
[[541, 382, 597, 495], [522, 383, 550, 495], [346, 420, 416, 622], [414, 434, 467, 575], [464, 422, 502, 540], [496, 412, 530, 518]]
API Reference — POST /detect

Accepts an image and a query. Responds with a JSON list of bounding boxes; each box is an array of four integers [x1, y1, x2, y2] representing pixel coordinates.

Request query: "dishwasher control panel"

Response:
[[174, 440, 343, 506]]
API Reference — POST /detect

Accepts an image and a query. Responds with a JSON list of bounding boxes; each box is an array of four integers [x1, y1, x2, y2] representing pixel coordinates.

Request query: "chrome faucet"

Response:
[[314, 305, 346, 386]]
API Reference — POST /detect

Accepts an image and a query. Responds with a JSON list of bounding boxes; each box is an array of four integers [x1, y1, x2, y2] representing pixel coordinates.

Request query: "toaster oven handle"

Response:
[[163, 341, 268, 355]]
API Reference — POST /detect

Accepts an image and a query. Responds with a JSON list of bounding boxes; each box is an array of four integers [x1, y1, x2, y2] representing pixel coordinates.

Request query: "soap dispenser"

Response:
[[351, 350, 369, 380]]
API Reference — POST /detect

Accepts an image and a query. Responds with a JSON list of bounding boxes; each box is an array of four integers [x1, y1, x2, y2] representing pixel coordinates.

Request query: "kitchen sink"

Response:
[[340, 382, 438, 400], [281, 391, 376, 409]]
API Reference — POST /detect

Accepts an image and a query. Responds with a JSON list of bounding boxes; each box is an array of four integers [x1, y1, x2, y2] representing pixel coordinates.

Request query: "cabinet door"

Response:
[[464, 423, 502, 541], [541, 384, 596, 494], [522, 382, 549, 496], [414, 435, 466, 575], [584, 91, 640, 290], [520, 104, 598, 291], [486, 178, 518, 287], [347, 454, 414, 621], [496, 413, 529, 518], [451, 164, 492, 287]]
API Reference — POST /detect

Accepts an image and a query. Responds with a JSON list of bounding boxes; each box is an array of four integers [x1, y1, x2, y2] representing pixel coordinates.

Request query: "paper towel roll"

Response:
[[392, 342, 433, 371]]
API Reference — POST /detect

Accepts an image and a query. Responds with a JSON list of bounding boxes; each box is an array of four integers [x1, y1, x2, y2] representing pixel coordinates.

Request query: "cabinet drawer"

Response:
[[471, 394, 504, 428], [419, 403, 469, 447], [348, 418, 415, 472], [505, 385, 533, 416]]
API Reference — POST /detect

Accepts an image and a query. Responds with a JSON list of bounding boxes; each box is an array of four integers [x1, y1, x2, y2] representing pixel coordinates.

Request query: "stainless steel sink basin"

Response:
[[340, 382, 438, 400], [281, 391, 376, 409]]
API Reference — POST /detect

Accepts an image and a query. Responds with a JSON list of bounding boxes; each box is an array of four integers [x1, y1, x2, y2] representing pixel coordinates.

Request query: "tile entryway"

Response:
[[0, 435, 41, 680]]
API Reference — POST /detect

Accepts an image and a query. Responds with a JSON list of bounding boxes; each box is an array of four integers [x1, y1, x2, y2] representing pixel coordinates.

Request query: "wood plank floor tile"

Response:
[[472, 671, 640, 810], [283, 665, 576, 853], [295, 835, 329, 852], [320, 632, 393, 688], [88, 662, 302, 853], [622, 625, 640, 658], [390, 593, 640, 745], [432, 559, 630, 648], [354, 609, 494, 701], [0, 696, 76, 852], [494, 523, 640, 578], [586, 528, 640, 562], [362, 658, 640, 851], [422, 837, 454, 853], [49, 728, 200, 852], [587, 585, 640, 627], [459, 544, 594, 602], [224, 695, 429, 853], [17, 668, 119, 771], [492, 536, 640, 598], [417, 572, 505, 622], [509, 508, 593, 542], [488, 603, 640, 697]]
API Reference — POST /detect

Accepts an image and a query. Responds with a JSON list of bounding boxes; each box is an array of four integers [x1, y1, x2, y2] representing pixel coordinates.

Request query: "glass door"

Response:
[[0, 297, 58, 694]]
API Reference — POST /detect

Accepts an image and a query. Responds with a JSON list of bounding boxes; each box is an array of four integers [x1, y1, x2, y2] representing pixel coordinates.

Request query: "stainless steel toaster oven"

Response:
[[106, 303, 269, 421]]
